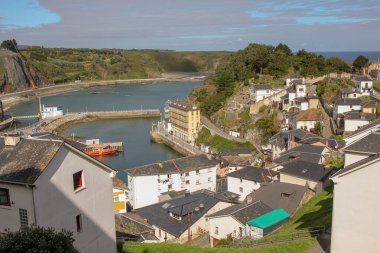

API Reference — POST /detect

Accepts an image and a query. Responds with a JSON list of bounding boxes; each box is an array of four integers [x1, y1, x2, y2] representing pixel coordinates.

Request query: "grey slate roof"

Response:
[[300, 137, 345, 149], [269, 131, 288, 150], [226, 166, 275, 182], [29, 132, 87, 150], [135, 192, 221, 237], [332, 153, 380, 177], [245, 182, 308, 215], [219, 148, 253, 157], [355, 76, 372, 82], [253, 84, 272, 91], [169, 100, 198, 111], [363, 100, 377, 108], [344, 130, 380, 154], [0, 137, 63, 184], [127, 154, 219, 177], [208, 201, 272, 225], [280, 160, 335, 182], [289, 129, 318, 141], [273, 144, 325, 164], [335, 98, 362, 106], [344, 112, 375, 120], [115, 213, 155, 237], [294, 97, 308, 103]]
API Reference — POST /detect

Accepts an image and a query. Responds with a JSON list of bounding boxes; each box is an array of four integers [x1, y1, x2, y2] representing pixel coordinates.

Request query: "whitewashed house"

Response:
[[343, 119, 380, 146], [279, 160, 335, 192], [295, 82, 306, 98], [343, 130, 380, 167], [290, 108, 323, 132], [208, 201, 272, 247], [343, 112, 375, 132], [331, 153, 380, 253], [294, 97, 309, 111], [136, 191, 233, 243], [40, 104, 64, 119], [354, 76, 373, 95], [251, 85, 272, 102], [127, 155, 218, 209], [0, 134, 117, 253], [226, 166, 276, 201], [286, 75, 305, 87], [333, 98, 362, 119]]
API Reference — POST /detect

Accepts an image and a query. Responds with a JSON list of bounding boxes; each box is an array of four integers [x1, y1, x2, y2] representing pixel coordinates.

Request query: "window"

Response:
[[185, 180, 190, 185], [19, 209, 28, 227], [208, 177, 212, 182], [185, 172, 189, 177], [196, 170, 200, 175], [239, 187, 243, 193], [240, 178, 243, 183], [196, 180, 200, 185], [168, 184, 172, 190], [167, 174, 171, 179], [76, 214, 82, 233], [73, 171, 84, 191], [215, 226, 219, 235], [0, 188, 10, 206], [159, 229, 162, 238]]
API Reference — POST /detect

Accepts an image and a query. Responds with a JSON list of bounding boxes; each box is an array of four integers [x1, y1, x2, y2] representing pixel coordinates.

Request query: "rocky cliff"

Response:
[[0, 49, 48, 93]]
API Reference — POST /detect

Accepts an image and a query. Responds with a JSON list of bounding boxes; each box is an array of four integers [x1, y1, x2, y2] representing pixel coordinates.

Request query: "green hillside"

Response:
[[19, 47, 231, 84]]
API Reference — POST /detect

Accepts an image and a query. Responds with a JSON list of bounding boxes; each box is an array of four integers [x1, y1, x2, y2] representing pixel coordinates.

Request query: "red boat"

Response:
[[84, 146, 118, 156]]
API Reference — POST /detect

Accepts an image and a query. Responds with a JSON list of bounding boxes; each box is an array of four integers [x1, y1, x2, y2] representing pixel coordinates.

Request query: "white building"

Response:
[[294, 97, 309, 111], [343, 130, 380, 167], [343, 112, 375, 132], [40, 104, 64, 119], [295, 83, 306, 98], [127, 154, 218, 209], [251, 84, 272, 102], [136, 191, 233, 243], [286, 75, 305, 87], [208, 200, 272, 247], [290, 108, 323, 132], [333, 98, 362, 119], [0, 134, 117, 253], [279, 160, 334, 192], [226, 166, 275, 201], [354, 76, 373, 95], [331, 153, 380, 253]]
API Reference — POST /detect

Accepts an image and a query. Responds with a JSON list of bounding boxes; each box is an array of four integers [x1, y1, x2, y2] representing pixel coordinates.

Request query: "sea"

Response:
[[316, 51, 380, 63]]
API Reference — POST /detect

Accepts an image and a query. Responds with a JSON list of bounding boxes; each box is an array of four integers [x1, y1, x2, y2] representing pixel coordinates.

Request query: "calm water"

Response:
[[317, 51, 380, 63], [7, 81, 201, 182]]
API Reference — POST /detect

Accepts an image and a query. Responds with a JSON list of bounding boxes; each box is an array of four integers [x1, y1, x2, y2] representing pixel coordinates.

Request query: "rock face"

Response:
[[0, 49, 48, 93]]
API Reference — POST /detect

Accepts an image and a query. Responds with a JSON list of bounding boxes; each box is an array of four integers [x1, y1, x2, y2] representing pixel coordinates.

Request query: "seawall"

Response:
[[43, 110, 161, 134], [150, 131, 197, 156]]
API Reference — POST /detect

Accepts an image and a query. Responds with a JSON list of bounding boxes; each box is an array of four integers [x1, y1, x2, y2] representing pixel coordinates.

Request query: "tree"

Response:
[[353, 55, 369, 72], [313, 122, 324, 136], [326, 156, 344, 169], [0, 226, 79, 253], [0, 39, 18, 52]]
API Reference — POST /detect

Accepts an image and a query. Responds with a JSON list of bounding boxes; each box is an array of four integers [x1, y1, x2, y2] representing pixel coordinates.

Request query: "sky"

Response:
[[0, 0, 379, 52]]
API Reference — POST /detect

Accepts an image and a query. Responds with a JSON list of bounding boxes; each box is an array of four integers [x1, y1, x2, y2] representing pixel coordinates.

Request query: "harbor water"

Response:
[[7, 81, 202, 182]]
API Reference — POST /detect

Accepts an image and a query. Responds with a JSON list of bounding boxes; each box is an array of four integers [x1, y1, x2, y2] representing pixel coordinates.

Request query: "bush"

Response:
[[0, 226, 79, 253]]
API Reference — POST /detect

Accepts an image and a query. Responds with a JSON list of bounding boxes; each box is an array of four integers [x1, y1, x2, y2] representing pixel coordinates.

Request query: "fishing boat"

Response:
[[84, 145, 118, 157]]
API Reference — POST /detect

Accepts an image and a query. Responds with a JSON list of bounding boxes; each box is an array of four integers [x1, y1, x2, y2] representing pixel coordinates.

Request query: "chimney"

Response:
[[4, 133, 21, 146], [199, 204, 204, 210], [246, 195, 253, 204]]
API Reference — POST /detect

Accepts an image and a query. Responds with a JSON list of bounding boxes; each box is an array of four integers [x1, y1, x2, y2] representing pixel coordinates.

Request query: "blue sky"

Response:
[[0, 0, 379, 51]]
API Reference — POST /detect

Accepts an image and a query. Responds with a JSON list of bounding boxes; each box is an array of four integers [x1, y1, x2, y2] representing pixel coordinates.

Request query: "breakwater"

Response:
[[43, 109, 161, 134]]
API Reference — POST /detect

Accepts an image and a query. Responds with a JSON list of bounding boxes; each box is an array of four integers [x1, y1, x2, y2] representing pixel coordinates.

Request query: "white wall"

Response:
[[331, 159, 380, 253], [0, 183, 35, 232], [227, 176, 262, 201], [33, 146, 116, 253], [344, 152, 370, 167], [209, 216, 243, 246], [296, 120, 319, 131], [255, 90, 272, 102], [129, 166, 217, 209], [344, 119, 370, 132], [280, 173, 321, 191], [335, 105, 362, 117]]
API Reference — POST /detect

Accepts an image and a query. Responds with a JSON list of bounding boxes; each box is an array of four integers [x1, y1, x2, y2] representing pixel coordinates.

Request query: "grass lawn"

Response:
[[122, 239, 315, 253], [196, 128, 253, 150]]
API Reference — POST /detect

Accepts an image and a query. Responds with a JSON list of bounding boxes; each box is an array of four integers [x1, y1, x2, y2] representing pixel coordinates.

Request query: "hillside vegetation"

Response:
[[19, 47, 230, 84], [190, 43, 351, 117]]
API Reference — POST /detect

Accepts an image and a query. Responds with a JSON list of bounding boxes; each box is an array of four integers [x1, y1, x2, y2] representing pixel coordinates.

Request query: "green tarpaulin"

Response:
[[246, 209, 289, 229]]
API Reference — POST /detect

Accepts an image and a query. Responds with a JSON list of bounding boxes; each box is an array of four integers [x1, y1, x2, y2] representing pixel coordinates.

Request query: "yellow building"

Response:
[[169, 100, 200, 142], [113, 177, 128, 214]]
